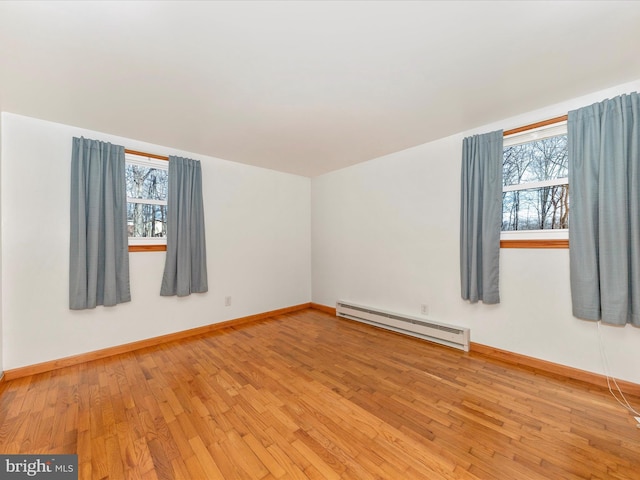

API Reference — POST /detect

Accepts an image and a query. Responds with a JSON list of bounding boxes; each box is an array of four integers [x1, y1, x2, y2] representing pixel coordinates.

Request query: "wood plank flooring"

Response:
[[1, 309, 639, 479]]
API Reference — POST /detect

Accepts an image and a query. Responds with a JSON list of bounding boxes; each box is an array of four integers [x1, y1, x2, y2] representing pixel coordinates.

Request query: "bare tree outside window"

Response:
[[126, 164, 168, 238], [502, 134, 569, 231]]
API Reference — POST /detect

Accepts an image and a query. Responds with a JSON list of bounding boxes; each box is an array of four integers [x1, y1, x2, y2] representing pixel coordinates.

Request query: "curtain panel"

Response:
[[160, 156, 208, 296], [460, 130, 503, 304], [568, 92, 640, 326], [69, 137, 130, 309]]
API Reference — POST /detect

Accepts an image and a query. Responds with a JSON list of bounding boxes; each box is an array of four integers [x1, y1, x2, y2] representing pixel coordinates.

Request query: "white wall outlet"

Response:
[[225, 296, 232, 307], [420, 304, 429, 315]]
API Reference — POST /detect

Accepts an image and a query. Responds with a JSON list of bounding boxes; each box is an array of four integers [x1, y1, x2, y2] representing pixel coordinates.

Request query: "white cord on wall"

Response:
[[596, 321, 640, 424]]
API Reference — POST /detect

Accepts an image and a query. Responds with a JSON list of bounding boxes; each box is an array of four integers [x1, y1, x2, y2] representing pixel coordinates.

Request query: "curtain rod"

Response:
[[124, 148, 169, 161], [504, 114, 568, 137]]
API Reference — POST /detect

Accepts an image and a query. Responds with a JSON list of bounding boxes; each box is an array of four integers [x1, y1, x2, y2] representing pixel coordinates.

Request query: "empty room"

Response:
[[1, 1, 640, 479]]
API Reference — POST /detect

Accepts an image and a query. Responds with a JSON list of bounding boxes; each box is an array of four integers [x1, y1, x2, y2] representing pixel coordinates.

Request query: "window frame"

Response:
[[501, 118, 569, 249], [125, 153, 169, 252]]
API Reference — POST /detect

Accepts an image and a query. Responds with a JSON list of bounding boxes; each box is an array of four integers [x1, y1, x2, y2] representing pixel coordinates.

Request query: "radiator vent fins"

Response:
[[336, 301, 470, 352], [339, 304, 462, 335]]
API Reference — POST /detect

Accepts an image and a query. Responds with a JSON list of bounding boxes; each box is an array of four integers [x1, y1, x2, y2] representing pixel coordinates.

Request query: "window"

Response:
[[125, 153, 168, 250], [501, 121, 569, 247]]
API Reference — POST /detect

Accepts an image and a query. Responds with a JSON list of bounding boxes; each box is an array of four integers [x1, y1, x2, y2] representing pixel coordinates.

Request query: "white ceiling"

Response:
[[1, 1, 640, 177]]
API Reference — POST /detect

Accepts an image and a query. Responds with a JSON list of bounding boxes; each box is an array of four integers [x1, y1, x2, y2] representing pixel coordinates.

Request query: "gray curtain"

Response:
[[161, 156, 208, 296], [568, 92, 640, 326], [460, 130, 503, 304], [69, 137, 130, 309]]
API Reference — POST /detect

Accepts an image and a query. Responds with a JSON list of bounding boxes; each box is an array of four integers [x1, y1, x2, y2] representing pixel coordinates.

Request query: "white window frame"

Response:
[[126, 153, 168, 247], [501, 121, 569, 241]]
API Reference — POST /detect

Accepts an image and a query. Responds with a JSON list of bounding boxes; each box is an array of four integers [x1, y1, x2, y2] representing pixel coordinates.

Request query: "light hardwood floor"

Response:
[[0, 309, 639, 479]]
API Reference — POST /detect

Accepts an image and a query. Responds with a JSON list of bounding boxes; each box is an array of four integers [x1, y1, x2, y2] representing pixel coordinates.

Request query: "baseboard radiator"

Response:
[[336, 301, 470, 352]]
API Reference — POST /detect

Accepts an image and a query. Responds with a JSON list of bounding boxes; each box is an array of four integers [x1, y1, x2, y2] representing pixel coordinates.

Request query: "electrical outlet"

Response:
[[225, 296, 232, 307], [420, 304, 429, 315]]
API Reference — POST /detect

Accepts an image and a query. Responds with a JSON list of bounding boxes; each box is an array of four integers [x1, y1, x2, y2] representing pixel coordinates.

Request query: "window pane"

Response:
[[502, 184, 569, 231], [126, 165, 168, 200], [503, 135, 568, 187], [127, 203, 167, 237]]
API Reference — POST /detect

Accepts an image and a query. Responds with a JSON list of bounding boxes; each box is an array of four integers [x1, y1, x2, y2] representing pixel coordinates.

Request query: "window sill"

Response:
[[500, 239, 568, 249], [129, 245, 167, 252]]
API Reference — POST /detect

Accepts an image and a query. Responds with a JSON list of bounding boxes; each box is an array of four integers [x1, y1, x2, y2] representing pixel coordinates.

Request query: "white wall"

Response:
[[0, 112, 3, 377], [1, 113, 311, 370], [312, 79, 640, 384]]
